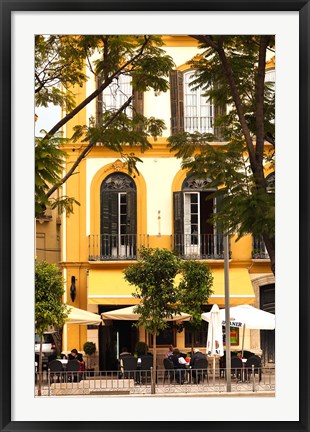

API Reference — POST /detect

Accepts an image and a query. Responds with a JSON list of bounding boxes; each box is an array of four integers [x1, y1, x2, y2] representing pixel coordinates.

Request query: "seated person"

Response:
[[190, 348, 206, 367], [168, 348, 186, 383], [165, 345, 174, 358], [68, 348, 85, 370], [119, 347, 131, 357], [190, 348, 207, 384]]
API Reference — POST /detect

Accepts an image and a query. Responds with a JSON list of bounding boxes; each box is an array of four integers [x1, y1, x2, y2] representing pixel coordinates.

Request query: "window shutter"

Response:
[[126, 189, 137, 256], [213, 104, 226, 141], [126, 189, 137, 235], [215, 191, 224, 229], [96, 76, 103, 126], [173, 191, 184, 254], [170, 70, 184, 135], [100, 190, 117, 257], [133, 90, 144, 116]]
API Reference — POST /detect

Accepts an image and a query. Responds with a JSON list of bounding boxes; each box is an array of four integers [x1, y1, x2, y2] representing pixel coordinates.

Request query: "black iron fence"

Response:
[[35, 366, 275, 396]]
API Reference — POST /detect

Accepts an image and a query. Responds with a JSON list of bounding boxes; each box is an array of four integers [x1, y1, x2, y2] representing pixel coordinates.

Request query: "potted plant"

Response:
[[83, 341, 96, 375]]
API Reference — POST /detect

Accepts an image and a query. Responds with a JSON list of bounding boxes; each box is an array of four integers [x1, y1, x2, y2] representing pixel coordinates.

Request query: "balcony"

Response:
[[173, 233, 224, 260], [88, 234, 149, 261], [184, 116, 213, 134], [88, 233, 226, 261], [252, 237, 269, 259]]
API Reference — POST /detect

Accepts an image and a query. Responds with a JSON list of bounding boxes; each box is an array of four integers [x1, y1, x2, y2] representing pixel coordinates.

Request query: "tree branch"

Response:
[[45, 95, 134, 199], [43, 36, 152, 141]]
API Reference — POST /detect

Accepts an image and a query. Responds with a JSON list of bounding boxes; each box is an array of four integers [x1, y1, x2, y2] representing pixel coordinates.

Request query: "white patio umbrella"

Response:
[[66, 306, 102, 325], [202, 304, 275, 356], [206, 304, 224, 385], [101, 305, 192, 322]]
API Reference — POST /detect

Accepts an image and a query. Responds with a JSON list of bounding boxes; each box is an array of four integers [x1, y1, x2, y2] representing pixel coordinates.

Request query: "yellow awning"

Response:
[[88, 267, 255, 306]]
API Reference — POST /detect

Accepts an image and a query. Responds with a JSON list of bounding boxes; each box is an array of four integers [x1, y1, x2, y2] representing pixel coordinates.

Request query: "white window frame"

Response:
[[183, 70, 214, 134], [103, 74, 132, 116]]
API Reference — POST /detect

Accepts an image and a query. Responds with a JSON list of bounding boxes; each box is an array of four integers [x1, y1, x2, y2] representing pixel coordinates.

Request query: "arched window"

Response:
[[100, 173, 137, 259], [173, 175, 223, 259]]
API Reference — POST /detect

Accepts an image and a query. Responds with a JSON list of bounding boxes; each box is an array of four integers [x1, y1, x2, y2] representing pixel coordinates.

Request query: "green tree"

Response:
[[178, 260, 214, 352], [35, 260, 68, 395], [168, 35, 275, 274], [123, 247, 181, 393], [35, 35, 174, 217]]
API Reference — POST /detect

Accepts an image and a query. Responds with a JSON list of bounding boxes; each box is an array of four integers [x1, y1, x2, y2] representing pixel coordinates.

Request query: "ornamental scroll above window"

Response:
[[101, 174, 136, 192], [182, 177, 213, 191]]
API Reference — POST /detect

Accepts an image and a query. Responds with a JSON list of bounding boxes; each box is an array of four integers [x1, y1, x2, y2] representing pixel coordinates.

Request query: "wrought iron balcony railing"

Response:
[[88, 233, 226, 261], [252, 237, 270, 259], [88, 234, 149, 261], [172, 233, 225, 260]]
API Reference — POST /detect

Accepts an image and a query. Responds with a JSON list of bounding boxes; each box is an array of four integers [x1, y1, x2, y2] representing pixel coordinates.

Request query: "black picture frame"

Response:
[[1, 1, 309, 431]]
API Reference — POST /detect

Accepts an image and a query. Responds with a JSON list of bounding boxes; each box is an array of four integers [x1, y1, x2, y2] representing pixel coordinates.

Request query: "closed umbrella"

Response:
[[202, 304, 275, 356], [206, 304, 224, 385]]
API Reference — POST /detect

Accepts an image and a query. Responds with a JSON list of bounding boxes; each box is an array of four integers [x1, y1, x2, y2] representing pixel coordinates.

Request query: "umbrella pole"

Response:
[[116, 331, 119, 360], [224, 232, 231, 392], [213, 357, 215, 387], [241, 324, 245, 358]]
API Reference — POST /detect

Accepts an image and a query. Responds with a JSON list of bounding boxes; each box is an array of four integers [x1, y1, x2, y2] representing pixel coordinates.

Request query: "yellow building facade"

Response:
[[59, 36, 275, 370]]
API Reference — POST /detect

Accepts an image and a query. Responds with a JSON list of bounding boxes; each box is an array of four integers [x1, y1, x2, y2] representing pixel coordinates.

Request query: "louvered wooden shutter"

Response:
[[173, 191, 184, 254], [133, 90, 144, 116], [96, 76, 103, 126], [100, 190, 119, 255], [126, 190, 137, 235], [170, 70, 184, 135]]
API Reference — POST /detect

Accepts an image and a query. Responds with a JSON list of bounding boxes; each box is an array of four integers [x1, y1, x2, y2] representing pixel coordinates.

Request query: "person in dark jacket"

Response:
[[168, 348, 186, 383], [190, 348, 206, 367]]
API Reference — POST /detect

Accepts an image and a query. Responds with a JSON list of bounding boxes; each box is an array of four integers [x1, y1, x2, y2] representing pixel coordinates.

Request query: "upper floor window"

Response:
[[103, 74, 133, 115], [170, 69, 224, 138], [97, 75, 143, 125], [183, 70, 214, 134]]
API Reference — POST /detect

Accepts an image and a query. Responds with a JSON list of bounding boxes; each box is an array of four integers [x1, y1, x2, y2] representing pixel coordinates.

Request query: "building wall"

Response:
[[59, 35, 274, 364]]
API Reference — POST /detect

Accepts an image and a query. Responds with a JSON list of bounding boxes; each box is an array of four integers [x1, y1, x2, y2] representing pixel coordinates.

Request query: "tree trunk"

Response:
[[152, 333, 157, 394], [263, 234, 275, 275], [191, 35, 275, 275], [38, 334, 43, 396]]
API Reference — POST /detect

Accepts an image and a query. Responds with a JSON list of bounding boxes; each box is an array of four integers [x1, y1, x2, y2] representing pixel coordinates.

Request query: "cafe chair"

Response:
[[163, 358, 175, 384], [139, 355, 153, 384], [245, 355, 262, 382], [121, 355, 138, 380], [231, 356, 243, 381], [48, 359, 65, 383], [66, 359, 82, 383], [192, 358, 209, 384]]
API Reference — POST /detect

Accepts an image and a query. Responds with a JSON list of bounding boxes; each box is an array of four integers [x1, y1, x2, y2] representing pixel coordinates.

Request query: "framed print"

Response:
[[1, 1, 309, 431]]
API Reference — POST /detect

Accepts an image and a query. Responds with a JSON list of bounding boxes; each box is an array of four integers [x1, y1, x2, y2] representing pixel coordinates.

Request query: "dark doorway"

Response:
[[98, 305, 138, 371], [260, 283, 275, 364]]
